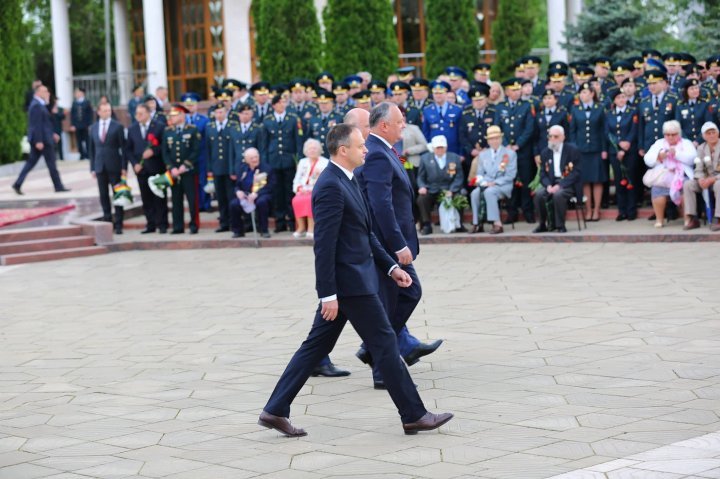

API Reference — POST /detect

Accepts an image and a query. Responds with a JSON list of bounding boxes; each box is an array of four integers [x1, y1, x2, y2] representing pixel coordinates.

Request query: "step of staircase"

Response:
[[0, 225, 84, 243], [0, 236, 96, 255], [1, 246, 109, 266]]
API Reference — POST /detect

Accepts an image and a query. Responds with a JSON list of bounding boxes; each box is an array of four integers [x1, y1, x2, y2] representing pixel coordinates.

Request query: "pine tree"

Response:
[[424, 0, 479, 78], [323, 0, 398, 80], [255, 0, 322, 84], [562, 0, 664, 61], [492, 0, 534, 80], [0, 0, 32, 165]]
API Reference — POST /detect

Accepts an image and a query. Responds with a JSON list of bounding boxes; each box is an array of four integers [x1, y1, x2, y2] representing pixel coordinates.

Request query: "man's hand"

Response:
[[391, 268, 413, 288], [445, 190, 452, 197], [121, 169, 126, 176], [53, 133, 60, 143], [70, 126, 76, 132], [248, 192, 258, 202], [619, 140, 631, 151], [511, 145, 519, 152], [178, 165, 188, 174], [321, 300, 339, 321], [236, 191, 246, 200], [142, 149, 153, 160], [133, 164, 142, 174], [170, 167, 180, 177], [35, 142, 44, 151], [471, 148, 481, 157], [534, 155, 541, 166], [699, 177, 716, 189], [418, 187, 428, 195], [486, 181, 496, 187], [617, 150, 625, 161], [396, 247, 413, 266], [230, 174, 237, 181], [639, 149, 646, 157], [91, 171, 96, 179], [548, 184, 559, 194], [601, 151, 608, 160]]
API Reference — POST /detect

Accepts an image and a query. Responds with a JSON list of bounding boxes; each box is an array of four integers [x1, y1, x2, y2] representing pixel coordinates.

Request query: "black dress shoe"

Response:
[[555, 226, 568, 233], [374, 380, 417, 390], [524, 215, 536, 224], [627, 213, 637, 221], [469, 224, 483, 234], [311, 363, 351, 377], [502, 215, 518, 225], [55, 187, 71, 192], [648, 213, 657, 221], [403, 412, 454, 435], [189, 227, 198, 234], [258, 411, 307, 437], [616, 214, 628, 221], [12, 185, 22, 195], [356, 347, 373, 367], [455, 225, 468, 233], [158, 229, 167, 234], [261, 232, 271, 238], [140, 228, 156, 234], [171, 230, 184, 235], [420, 225, 432, 235], [403, 339, 443, 366], [215, 226, 229, 233], [532, 224, 548, 233], [232, 232, 245, 238], [114, 228, 123, 235]]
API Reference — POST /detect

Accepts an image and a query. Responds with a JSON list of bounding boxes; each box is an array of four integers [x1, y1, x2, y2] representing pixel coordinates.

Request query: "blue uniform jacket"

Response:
[[422, 102, 463, 155], [206, 119, 239, 176], [605, 107, 638, 153], [675, 100, 711, 144], [534, 106, 570, 156], [262, 113, 304, 169], [494, 100, 535, 154], [569, 103, 608, 153], [235, 162, 275, 198], [638, 92, 678, 151]]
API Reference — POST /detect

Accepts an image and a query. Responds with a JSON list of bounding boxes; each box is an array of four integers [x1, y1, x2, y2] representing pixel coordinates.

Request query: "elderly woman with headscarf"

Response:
[[643, 120, 696, 228], [291, 138, 329, 238]]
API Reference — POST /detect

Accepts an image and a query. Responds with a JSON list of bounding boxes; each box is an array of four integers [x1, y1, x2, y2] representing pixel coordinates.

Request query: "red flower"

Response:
[[468, 177, 477, 187], [514, 180, 524, 188], [147, 133, 159, 147], [627, 183, 634, 190], [620, 179, 628, 186]]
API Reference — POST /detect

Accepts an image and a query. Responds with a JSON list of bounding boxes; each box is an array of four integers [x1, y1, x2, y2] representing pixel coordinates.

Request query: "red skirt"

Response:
[[292, 192, 313, 218]]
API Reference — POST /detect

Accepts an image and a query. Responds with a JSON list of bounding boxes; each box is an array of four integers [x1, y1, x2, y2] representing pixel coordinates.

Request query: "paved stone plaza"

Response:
[[1, 243, 720, 478]]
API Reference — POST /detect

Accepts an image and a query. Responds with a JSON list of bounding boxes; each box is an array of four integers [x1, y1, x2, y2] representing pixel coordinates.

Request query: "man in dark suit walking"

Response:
[[259, 124, 452, 437], [13, 84, 69, 195], [353, 104, 443, 389], [125, 104, 168, 233], [71, 87, 94, 160], [89, 102, 127, 234]]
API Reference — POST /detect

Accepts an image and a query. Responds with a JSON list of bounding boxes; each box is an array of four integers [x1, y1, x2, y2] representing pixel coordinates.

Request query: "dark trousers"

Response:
[[75, 128, 89, 159], [610, 153, 638, 217], [56, 136, 64, 160], [416, 192, 439, 224], [534, 185, 575, 228], [230, 195, 271, 233], [215, 174, 234, 229], [509, 153, 536, 220], [138, 172, 168, 231], [96, 170, 124, 228], [272, 166, 296, 226], [197, 156, 212, 211], [170, 173, 198, 232], [406, 168, 421, 223], [264, 295, 427, 424], [14, 143, 65, 191]]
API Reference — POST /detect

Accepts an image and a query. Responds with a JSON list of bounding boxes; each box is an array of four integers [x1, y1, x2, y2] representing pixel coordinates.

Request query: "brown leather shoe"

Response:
[[258, 411, 307, 437], [403, 411, 454, 435], [469, 224, 483, 234], [489, 224, 504, 235], [683, 217, 701, 230]]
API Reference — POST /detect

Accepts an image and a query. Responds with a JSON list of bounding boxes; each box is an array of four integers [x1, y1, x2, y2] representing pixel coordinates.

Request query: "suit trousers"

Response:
[[229, 195, 271, 234], [683, 179, 720, 218], [96, 170, 124, 227], [272, 166, 296, 225], [534, 186, 575, 228], [138, 172, 168, 230], [170, 173, 198, 232], [610, 153, 638, 217], [264, 295, 427, 424], [75, 128, 89, 159], [416, 192, 439, 224], [471, 185, 510, 224], [214, 174, 235, 229], [14, 144, 65, 191], [509, 151, 536, 219]]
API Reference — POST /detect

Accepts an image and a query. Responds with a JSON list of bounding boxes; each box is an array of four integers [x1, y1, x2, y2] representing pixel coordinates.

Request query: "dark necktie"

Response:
[[653, 96, 658, 109], [140, 124, 146, 139], [391, 146, 402, 162]]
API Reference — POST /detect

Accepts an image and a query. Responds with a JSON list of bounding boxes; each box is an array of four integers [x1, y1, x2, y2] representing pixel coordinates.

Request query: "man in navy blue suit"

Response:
[[352, 104, 443, 389], [259, 124, 452, 437]]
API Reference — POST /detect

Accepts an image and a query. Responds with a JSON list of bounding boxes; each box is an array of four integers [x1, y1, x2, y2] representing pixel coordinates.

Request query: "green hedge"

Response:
[[425, 0, 479, 79]]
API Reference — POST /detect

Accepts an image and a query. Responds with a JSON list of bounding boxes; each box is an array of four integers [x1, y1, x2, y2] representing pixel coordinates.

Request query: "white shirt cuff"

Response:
[[320, 295, 337, 302], [388, 264, 399, 276], [395, 246, 410, 255]]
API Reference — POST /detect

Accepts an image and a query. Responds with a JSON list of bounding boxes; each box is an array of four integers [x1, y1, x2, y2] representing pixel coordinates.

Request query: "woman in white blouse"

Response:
[[291, 138, 329, 238]]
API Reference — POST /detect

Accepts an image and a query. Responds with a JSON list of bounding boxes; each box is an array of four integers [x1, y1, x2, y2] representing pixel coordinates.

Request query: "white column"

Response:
[[567, 0, 583, 25], [142, 0, 168, 94], [547, 0, 568, 63], [113, 0, 133, 105], [51, 0, 73, 110], [224, 0, 252, 83], [314, 0, 327, 34]]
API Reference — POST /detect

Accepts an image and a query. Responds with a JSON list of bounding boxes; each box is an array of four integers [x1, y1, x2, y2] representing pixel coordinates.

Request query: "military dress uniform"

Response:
[[675, 99, 711, 144], [459, 106, 495, 164], [206, 117, 240, 231], [422, 102, 463, 155], [183, 98, 211, 211], [569, 101, 608, 184], [308, 112, 342, 157], [162, 122, 201, 233], [606, 101, 639, 218], [262, 111, 304, 231], [534, 104, 569, 157], [288, 101, 319, 133], [233, 120, 264, 168]]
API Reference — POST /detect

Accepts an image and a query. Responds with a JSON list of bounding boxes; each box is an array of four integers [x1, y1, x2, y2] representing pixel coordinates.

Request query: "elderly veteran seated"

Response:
[[468, 125, 517, 234], [416, 135, 464, 234], [683, 121, 720, 231], [533, 125, 582, 233], [644, 120, 696, 228], [229, 147, 274, 238], [291, 138, 329, 239]]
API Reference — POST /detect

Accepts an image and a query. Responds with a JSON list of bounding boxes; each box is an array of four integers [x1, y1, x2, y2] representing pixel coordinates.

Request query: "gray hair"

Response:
[[244, 147, 260, 160], [663, 120, 682, 135], [369, 102, 395, 128], [302, 138, 323, 157], [548, 125, 565, 137]]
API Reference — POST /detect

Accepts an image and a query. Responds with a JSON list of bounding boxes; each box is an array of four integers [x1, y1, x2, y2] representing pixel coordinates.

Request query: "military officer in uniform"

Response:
[[315, 71, 334, 93], [389, 81, 422, 127], [459, 83, 495, 177], [344, 75, 363, 99], [676, 78, 711, 145], [534, 89, 569, 160], [472, 63, 492, 86], [522, 56, 546, 97], [181, 92, 211, 211], [607, 61, 634, 106], [206, 102, 239, 233], [606, 89, 639, 221], [622, 78, 642, 108], [351, 90, 372, 111], [663, 53, 684, 92], [332, 81, 352, 115], [262, 94, 303, 232], [287, 79, 319, 132], [368, 80, 387, 107], [223, 79, 253, 111], [410, 78, 432, 111], [163, 104, 201, 234], [592, 56, 614, 94], [233, 103, 263, 163], [251, 82, 272, 122], [628, 56, 648, 89], [546, 63, 576, 110], [493, 78, 536, 223], [422, 80, 463, 156], [308, 89, 342, 157], [445, 66, 470, 106]]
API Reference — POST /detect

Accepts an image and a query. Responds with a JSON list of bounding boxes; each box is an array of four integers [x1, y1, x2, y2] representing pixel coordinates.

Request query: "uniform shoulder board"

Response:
[[286, 112, 299, 119], [186, 123, 197, 130], [209, 121, 217, 128], [164, 125, 173, 131]]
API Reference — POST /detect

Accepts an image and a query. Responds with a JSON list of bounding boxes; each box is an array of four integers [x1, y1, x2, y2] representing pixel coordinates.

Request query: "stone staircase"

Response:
[[0, 225, 108, 265]]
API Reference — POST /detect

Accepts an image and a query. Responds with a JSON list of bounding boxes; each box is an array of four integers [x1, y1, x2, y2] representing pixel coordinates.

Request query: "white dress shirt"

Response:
[[553, 144, 563, 178]]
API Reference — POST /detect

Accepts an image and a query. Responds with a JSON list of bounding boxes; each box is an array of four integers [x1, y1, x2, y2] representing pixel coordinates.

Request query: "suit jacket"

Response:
[[417, 151, 464, 194], [694, 141, 720, 179], [472, 146, 517, 194], [71, 98, 94, 129], [539, 142, 582, 192], [125, 118, 166, 175], [89, 119, 126, 173], [27, 98, 55, 146], [235, 162, 274, 198], [356, 134, 419, 259], [312, 163, 396, 299], [399, 124, 428, 168]]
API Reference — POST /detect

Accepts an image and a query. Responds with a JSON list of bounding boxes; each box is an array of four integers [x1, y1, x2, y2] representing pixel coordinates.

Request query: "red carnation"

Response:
[[627, 183, 634, 190], [620, 179, 628, 186], [147, 133, 159, 147]]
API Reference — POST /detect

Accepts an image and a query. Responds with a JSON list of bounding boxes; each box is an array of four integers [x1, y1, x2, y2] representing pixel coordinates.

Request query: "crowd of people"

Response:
[[13, 49, 720, 235]]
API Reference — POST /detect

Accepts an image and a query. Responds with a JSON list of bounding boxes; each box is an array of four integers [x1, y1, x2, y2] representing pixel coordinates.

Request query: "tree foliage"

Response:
[[323, 0, 398, 80], [0, 0, 33, 164], [255, 0, 322, 84], [492, 0, 534, 80], [425, 0, 479, 78]]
